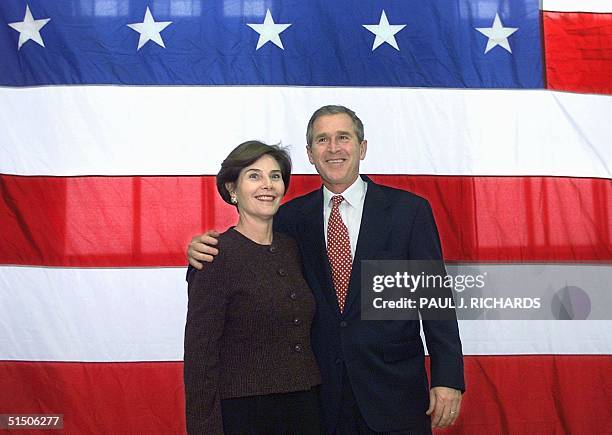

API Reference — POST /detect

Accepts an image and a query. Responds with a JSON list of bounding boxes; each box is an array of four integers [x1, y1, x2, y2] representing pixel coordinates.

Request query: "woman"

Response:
[[184, 141, 321, 434]]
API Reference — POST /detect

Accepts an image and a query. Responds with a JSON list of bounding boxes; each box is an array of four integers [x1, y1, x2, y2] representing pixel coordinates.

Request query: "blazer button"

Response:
[[340, 321, 348, 328], [277, 268, 287, 277], [294, 344, 302, 353], [269, 246, 277, 253], [293, 318, 301, 326], [289, 292, 297, 300]]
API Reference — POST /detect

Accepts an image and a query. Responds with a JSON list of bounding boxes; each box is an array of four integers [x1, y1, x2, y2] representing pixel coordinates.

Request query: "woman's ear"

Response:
[[226, 182, 238, 204]]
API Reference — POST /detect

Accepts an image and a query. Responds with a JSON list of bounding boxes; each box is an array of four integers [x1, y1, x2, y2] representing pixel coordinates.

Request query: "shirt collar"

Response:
[[323, 176, 367, 208]]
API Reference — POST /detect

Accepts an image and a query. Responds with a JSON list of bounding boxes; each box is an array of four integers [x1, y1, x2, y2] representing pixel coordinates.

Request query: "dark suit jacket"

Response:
[[273, 175, 464, 433]]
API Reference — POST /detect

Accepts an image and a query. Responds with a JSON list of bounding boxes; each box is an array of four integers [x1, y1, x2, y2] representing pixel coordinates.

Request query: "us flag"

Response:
[[1, 0, 610, 433]]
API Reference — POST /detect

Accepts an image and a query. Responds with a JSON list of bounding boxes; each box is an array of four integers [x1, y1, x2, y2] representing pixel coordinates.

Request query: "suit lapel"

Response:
[[297, 189, 340, 315], [343, 178, 392, 314]]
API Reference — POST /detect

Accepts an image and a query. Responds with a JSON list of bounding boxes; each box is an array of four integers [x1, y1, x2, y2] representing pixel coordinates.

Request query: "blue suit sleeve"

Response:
[[410, 200, 465, 392]]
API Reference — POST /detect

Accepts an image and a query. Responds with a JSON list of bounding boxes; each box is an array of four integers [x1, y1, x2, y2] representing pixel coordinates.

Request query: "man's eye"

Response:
[[317, 137, 329, 143], [339, 135, 349, 141]]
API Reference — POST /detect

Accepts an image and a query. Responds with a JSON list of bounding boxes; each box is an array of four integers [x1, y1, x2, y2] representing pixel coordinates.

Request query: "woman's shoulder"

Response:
[[187, 229, 238, 282], [215, 228, 238, 250], [273, 230, 295, 243], [273, 231, 300, 252]]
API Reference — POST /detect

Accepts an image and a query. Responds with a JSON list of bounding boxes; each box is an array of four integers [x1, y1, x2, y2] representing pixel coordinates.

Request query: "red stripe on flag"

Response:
[[543, 11, 612, 94], [1, 174, 610, 266], [450, 355, 611, 434], [0, 361, 185, 434], [0, 356, 610, 434]]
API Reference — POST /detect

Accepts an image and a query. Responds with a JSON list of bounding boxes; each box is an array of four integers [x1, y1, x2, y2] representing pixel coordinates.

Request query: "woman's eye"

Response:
[[272, 174, 281, 179], [249, 173, 259, 179]]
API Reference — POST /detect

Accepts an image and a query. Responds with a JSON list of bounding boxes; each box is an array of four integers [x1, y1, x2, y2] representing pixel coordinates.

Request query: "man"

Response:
[[188, 105, 464, 434]]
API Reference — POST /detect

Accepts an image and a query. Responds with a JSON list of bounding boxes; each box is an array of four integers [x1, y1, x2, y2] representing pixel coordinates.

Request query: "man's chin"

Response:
[[320, 172, 348, 184], [322, 172, 358, 186]]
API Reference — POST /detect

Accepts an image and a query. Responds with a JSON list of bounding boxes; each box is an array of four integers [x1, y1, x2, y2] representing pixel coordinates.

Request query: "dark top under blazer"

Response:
[[273, 176, 465, 433], [184, 229, 321, 434]]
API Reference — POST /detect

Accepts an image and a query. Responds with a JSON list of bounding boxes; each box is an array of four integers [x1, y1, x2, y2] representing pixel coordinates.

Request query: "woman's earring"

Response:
[[230, 193, 237, 204]]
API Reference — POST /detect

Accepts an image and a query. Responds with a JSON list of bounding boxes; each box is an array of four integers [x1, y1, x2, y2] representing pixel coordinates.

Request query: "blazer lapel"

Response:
[[343, 177, 392, 315], [297, 189, 340, 315]]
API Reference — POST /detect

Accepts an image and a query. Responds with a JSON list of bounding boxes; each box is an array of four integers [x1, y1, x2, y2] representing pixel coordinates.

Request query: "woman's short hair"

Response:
[[216, 140, 292, 205]]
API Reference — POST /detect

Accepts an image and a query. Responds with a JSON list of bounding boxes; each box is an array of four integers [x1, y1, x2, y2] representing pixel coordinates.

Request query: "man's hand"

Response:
[[426, 386, 462, 429], [186, 230, 220, 269]]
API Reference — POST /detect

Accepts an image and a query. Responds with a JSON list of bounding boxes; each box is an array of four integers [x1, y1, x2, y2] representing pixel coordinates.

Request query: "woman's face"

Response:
[[229, 154, 285, 221]]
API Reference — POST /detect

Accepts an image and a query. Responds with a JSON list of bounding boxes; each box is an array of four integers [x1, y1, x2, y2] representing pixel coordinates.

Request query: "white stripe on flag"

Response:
[[542, 0, 612, 13], [1, 87, 610, 178], [1, 266, 611, 361], [0, 266, 188, 362]]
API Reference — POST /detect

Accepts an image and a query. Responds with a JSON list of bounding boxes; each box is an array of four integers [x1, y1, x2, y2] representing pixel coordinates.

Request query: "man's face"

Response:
[[306, 113, 367, 194]]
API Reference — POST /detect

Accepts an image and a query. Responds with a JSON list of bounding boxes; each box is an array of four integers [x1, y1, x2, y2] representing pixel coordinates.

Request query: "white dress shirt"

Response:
[[323, 176, 368, 259]]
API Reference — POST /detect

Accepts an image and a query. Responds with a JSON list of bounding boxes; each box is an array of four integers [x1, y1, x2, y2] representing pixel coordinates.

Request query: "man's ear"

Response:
[[359, 140, 368, 160], [306, 145, 315, 165]]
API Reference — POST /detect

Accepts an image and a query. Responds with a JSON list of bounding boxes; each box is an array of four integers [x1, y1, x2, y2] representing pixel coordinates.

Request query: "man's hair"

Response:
[[306, 105, 365, 146], [216, 140, 292, 205]]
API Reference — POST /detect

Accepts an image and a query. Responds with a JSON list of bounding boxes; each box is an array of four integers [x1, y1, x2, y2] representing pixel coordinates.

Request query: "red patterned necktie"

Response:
[[327, 195, 352, 313]]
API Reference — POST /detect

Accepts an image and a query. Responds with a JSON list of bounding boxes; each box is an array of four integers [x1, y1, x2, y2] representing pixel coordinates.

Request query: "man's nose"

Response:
[[328, 137, 340, 152]]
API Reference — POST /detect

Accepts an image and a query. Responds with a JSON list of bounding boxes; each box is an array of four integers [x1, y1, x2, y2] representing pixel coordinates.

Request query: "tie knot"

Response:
[[331, 195, 345, 207]]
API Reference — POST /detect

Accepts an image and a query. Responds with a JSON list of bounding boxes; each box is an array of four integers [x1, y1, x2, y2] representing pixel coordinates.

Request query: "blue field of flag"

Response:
[[0, 0, 543, 87]]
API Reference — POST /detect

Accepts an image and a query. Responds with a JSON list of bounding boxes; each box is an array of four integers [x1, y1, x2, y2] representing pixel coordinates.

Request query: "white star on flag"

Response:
[[247, 9, 292, 50], [363, 10, 407, 51], [475, 13, 518, 54], [127, 6, 172, 51], [7, 5, 51, 50]]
